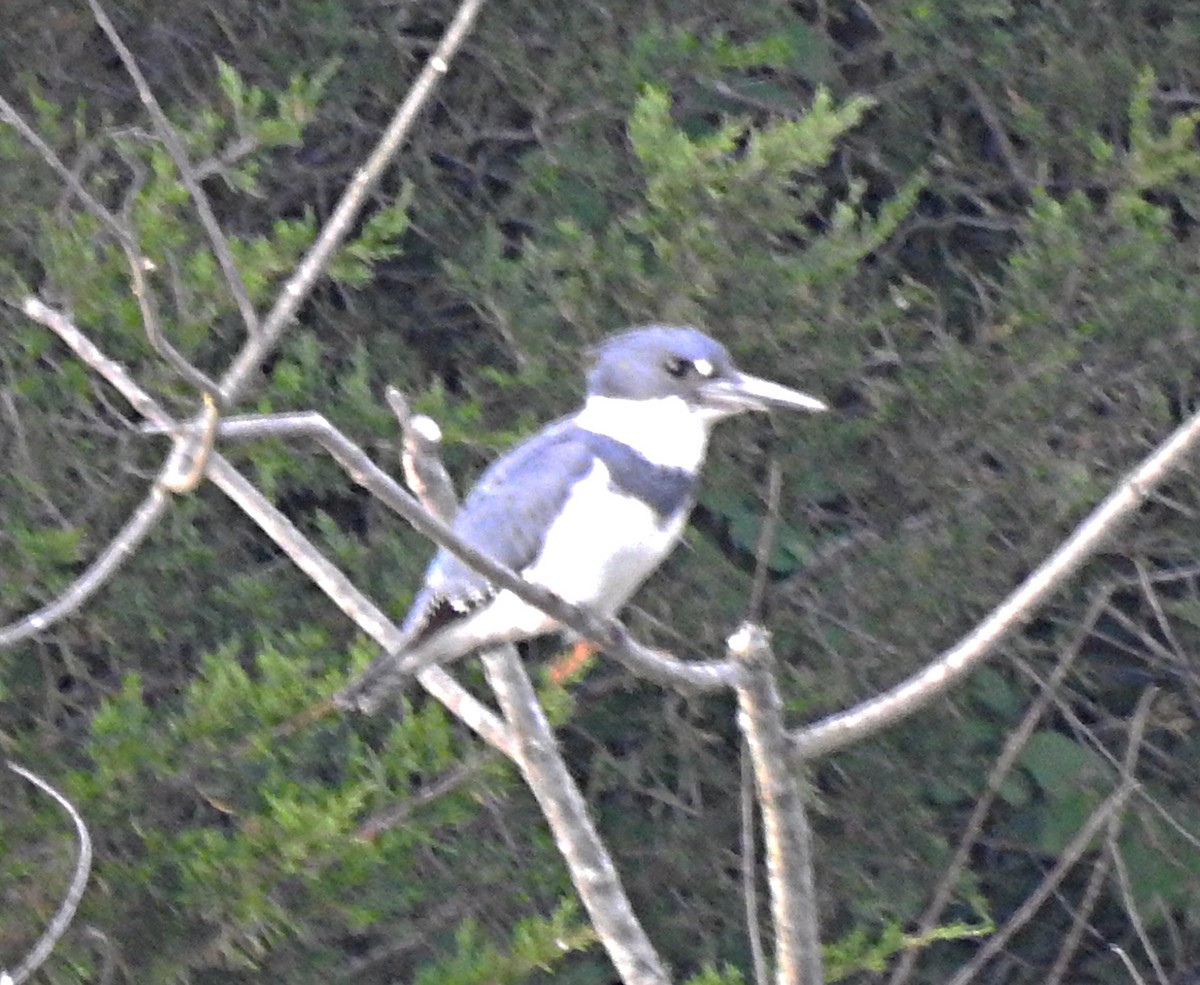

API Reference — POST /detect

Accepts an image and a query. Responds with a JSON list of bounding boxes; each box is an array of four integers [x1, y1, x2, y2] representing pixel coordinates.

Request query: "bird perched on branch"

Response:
[[337, 325, 827, 713]]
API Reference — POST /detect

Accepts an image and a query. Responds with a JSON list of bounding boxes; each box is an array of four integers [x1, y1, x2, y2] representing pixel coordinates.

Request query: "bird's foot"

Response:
[[547, 640, 598, 684]]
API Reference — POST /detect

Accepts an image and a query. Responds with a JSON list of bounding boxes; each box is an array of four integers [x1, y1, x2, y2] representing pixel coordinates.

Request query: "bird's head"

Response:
[[586, 325, 828, 422]]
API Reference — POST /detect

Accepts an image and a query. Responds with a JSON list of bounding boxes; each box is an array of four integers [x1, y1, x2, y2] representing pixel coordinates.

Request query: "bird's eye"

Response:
[[664, 356, 691, 378]]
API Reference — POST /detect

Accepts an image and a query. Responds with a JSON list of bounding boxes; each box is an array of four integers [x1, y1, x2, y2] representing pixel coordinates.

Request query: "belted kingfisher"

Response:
[[337, 325, 827, 713]]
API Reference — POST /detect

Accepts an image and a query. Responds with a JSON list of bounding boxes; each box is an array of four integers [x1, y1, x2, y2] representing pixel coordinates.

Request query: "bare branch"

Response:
[[0, 298, 200, 650], [87, 0, 261, 340], [747, 459, 783, 625], [10, 302, 514, 755], [184, 410, 744, 695], [0, 95, 129, 244], [4, 763, 93, 985], [0, 487, 171, 649], [885, 593, 1107, 985], [730, 623, 822, 985], [741, 747, 770, 985], [198, 454, 517, 755], [792, 399, 1200, 760], [0, 94, 221, 399], [355, 752, 499, 840], [482, 647, 671, 985], [388, 386, 460, 523], [158, 392, 219, 494], [113, 152, 222, 399], [218, 0, 490, 408], [1106, 691, 1167, 985], [1, 0, 497, 704]]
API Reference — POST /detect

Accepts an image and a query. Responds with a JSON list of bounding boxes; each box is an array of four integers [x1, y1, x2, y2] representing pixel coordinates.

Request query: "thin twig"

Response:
[[747, 458, 783, 625], [114, 149, 222, 399], [4, 763, 93, 985], [0, 92, 221, 399], [0, 95, 129, 244], [942, 689, 1155, 985], [87, 0, 260, 340], [886, 593, 1108, 985], [1106, 689, 1167, 985]]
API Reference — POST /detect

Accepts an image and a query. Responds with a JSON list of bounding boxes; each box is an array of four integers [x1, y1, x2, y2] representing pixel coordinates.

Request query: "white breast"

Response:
[[526, 460, 688, 611], [467, 459, 688, 644]]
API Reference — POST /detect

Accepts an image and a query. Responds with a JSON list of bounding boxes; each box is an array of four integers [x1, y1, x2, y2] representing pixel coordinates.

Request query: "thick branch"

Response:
[[482, 647, 670, 985], [730, 624, 822, 985], [791, 399, 1200, 760]]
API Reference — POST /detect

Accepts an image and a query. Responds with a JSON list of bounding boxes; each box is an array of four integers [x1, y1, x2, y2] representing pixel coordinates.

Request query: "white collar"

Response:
[[573, 395, 712, 472]]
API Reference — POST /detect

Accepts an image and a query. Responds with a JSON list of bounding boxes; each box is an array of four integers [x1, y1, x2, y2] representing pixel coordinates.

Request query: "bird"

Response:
[[336, 325, 828, 713]]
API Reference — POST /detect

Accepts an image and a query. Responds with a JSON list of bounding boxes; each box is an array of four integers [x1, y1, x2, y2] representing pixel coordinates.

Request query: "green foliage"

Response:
[[412, 901, 596, 985], [7, 1, 1200, 983], [683, 965, 746, 985], [824, 905, 993, 981]]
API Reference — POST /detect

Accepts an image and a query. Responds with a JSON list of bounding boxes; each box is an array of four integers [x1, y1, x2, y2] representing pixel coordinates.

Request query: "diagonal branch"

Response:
[[482, 647, 671, 985], [156, 410, 745, 695], [884, 593, 1108, 985], [0, 297, 211, 648], [392, 401, 669, 985], [791, 399, 1200, 760], [0, 0, 489, 651], [0, 486, 171, 649], [3, 763, 93, 985], [0, 92, 221, 399], [941, 688, 1155, 985], [217, 0, 490, 408], [7, 301, 513, 756]]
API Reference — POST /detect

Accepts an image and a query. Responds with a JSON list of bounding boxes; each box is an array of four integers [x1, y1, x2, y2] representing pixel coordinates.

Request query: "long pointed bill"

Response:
[[700, 372, 829, 414]]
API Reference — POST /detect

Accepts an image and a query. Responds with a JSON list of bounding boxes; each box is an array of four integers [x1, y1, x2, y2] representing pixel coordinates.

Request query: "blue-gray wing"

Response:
[[402, 420, 594, 641]]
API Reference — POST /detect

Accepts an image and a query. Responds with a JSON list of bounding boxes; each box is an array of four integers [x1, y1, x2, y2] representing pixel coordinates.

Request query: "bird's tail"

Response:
[[335, 627, 460, 714], [334, 640, 419, 715]]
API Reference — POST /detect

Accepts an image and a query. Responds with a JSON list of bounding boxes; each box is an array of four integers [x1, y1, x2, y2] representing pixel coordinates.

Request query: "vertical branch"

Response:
[[742, 746, 770, 985], [481, 650, 671, 985], [747, 459, 783, 624], [731, 623, 823, 985]]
